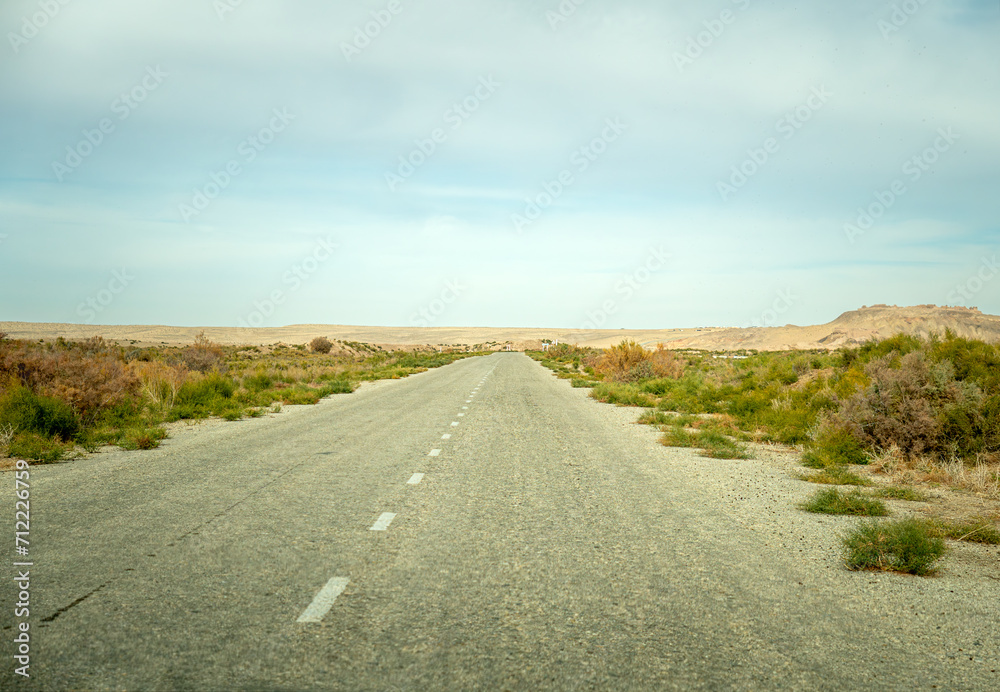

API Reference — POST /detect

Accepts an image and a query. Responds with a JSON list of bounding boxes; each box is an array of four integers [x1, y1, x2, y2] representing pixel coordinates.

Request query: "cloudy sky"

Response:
[[1, 0, 997, 330]]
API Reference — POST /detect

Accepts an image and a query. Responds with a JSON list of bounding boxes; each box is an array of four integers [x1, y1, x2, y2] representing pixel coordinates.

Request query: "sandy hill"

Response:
[[2, 305, 997, 352], [668, 305, 1000, 352]]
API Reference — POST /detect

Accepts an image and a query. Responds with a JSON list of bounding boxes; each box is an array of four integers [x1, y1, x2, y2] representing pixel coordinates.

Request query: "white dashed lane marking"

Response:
[[429, 449, 441, 456], [451, 422, 459, 427], [442, 434, 451, 440], [407, 473, 425, 485], [297, 577, 350, 623], [370, 513, 396, 531]]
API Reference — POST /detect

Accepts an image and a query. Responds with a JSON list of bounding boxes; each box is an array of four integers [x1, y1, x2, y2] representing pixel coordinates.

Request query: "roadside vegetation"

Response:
[[799, 488, 888, 517], [0, 332, 483, 463], [530, 331, 1000, 575], [842, 518, 948, 577]]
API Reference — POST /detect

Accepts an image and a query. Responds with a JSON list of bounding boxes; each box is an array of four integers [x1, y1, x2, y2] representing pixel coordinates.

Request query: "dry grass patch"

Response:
[[868, 446, 1000, 500]]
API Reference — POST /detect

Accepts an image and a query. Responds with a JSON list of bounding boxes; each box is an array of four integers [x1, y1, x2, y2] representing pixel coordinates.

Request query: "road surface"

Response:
[[2, 353, 997, 690]]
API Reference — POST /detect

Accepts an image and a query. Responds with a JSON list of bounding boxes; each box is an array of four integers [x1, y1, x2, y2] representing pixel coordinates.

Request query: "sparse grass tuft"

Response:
[[929, 518, 1000, 545], [658, 425, 750, 459], [873, 486, 929, 502], [800, 488, 888, 516], [118, 426, 168, 451], [842, 518, 947, 576], [590, 383, 657, 408], [798, 467, 872, 486], [637, 410, 674, 426], [660, 427, 698, 448], [697, 430, 751, 459]]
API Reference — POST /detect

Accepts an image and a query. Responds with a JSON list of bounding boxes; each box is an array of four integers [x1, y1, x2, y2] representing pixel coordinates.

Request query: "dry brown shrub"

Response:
[[649, 344, 685, 379], [595, 340, 652, 382], [0, 339, 139, 422], [183, 331, 225, 372], [310, 336, 333, 354]]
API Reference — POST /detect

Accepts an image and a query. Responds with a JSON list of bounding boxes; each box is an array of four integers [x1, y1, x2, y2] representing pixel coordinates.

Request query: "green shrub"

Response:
[[800, 488, 888, 516], [178, 373, 235, 405], [172, 373, 237, 419], [324, 379, 354, 394], [7, 431, 69, 463], [280, 388, 323, 405], [0, 386, 80, 440], [842, 518, 946, 575], [118, 426, 168, 451], [243, 373, 274, 392], [91, 399, 144, 431], [803, 422, 868, 468], [856, 333, 924, 363]]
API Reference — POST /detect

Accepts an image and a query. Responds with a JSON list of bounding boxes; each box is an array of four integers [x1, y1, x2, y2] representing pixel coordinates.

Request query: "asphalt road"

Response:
[[2, 353, 997, 690]]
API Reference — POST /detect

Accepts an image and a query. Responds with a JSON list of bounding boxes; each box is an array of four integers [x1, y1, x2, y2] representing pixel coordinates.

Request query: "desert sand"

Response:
[[2, 305, 997, 352]]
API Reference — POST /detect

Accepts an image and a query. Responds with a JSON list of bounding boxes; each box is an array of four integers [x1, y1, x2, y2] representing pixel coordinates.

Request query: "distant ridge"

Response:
[[668, 305, 1000, 352], [2, 305, 998, 352]]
